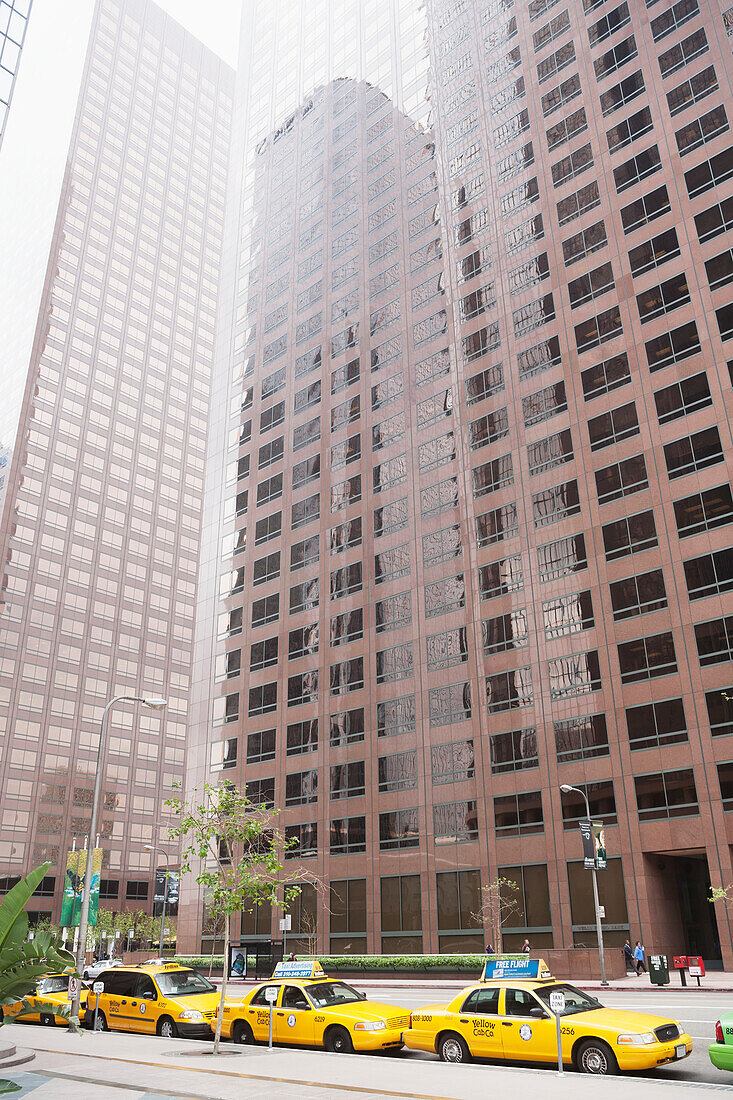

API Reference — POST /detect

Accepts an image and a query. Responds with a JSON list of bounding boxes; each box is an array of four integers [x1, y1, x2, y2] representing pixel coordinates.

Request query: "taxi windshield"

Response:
[[37, 976, 68, 995], [154, 970, 215, 997], [534, 984, 602, 1016], [306, 981, 363, 1007]]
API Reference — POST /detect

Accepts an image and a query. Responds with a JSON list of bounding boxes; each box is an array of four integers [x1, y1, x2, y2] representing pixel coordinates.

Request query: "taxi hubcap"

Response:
[[584, 1049, 606, 1073], [161, 1021, 174, 1037], [443, 1039, 462, 1061]]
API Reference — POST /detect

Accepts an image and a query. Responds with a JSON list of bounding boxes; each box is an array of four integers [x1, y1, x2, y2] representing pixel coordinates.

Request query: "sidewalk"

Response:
[[7, 1024, 729, 1100], [219, 971, 733, 994]]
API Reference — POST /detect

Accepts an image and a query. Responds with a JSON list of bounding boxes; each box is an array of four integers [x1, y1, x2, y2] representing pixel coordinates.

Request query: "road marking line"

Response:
[[33, 1067, 198, 1100]]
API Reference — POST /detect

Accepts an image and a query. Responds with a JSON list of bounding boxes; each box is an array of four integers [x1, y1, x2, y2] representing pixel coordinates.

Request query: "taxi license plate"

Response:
[[675, 1044, 686, 1059]]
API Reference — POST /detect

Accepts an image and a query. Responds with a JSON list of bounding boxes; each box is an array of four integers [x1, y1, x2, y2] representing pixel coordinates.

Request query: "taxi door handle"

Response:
[[502, 1021, 513, 1027], [276, 1011, 284, 1016], [460, 1018, 468, 1023]]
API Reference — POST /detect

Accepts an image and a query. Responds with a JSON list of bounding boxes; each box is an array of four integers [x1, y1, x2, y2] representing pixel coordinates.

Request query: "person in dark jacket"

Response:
[[623, 939, 634, 972]]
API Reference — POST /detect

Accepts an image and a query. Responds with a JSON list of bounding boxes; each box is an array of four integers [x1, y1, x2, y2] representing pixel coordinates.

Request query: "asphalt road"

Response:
[[370, 984, 731, 1086]]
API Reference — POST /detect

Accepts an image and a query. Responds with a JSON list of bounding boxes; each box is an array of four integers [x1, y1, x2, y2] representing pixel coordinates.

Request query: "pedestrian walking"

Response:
[[623, 939, 634, 972], [522, 938, 531, 954], [485, 944, 494, 955], [634, 940, 647, 975]]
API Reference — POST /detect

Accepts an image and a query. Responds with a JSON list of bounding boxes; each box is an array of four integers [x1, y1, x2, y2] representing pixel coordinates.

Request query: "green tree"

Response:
[[167, 782, 319, 1053], [0, 864, 78, 1028]]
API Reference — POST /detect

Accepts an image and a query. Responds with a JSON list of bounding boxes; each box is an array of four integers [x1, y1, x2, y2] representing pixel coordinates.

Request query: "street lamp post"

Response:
[[144, 843, 170, 956], [70, 694, 167, 1022], [559, 783, 608, 987]]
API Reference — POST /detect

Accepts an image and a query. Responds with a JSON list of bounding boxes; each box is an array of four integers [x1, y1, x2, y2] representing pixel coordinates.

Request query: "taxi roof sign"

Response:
[[271, 959, 325, 980], [481, 957, 552, 981]]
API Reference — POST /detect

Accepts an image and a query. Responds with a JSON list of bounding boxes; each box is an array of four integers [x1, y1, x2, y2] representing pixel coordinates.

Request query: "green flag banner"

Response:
[[60, 848, 103, 926]]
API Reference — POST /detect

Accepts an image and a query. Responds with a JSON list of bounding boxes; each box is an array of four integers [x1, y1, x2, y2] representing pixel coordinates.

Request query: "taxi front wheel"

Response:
[[93, 1012, 108, 1032], [325, 1026, 353, 1054], [157, 1017, 178, 1039], [575, 1039, 618, 1075], [438, 1033, 471, 1064], [232, 1021, 254, 1045], [40, 1014, 55, 1027]]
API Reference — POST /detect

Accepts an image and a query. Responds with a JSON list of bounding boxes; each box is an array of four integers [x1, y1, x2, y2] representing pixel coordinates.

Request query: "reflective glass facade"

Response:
[[0, 0, 32, 151], [192, 0, 733, 964], [0, 0, 233, 920]]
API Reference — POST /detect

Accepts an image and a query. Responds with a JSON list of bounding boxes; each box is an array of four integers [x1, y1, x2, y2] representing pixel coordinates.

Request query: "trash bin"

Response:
[[649, 954, 670, 986]]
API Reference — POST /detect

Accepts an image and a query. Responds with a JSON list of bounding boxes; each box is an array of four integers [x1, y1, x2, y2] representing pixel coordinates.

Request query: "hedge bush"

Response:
[[175, 953, 525, 973]]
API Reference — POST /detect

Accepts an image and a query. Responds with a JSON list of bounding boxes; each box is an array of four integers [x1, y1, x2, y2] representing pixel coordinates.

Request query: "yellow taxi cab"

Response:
[[222, 960, 410, 1053], [85, 962, 222, 1038], [405, 958, 693, 1075], [5, 973, 89, 1026]]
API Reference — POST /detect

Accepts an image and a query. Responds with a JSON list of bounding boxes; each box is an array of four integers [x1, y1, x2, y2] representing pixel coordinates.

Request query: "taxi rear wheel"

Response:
[[40, 1013, 55, 1027], [232, 1021, 255, 1045], [157, 1016, 178, 1039], [438, 1033, 471, 1064], [575, 1039, 618, 1075], [93, 1011, 108, 1032], [325, 1026, 353, 1054]]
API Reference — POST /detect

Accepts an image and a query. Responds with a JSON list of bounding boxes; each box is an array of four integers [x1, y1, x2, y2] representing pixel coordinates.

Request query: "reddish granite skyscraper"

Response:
[[0, 0, 232, 923], [183, 0, 733, 966]]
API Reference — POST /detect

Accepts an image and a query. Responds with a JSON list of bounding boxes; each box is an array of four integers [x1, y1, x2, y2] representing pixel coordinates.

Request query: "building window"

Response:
[[575, 306, 622, 353], [378, 750, 417, 793], [635, 769, 698, 821], [374, 499, 408, 539], [330, 816, 366, 855], [434, 800, 478, 844], [543, 591, 594, 637], [629, 229, 680, 278], [620, 185, 670, 233], [285, 769, 318, 807], [291, 534, 319, 572], [253, 551, 280, 586], [429, 681, 472, 726], [376, 642, 414, 684], [255, 511, 282, 546], [609, 569, 667, 620], [532, 479, 580, 527], [378, 694, 416, 737], [659, 26, 708, 78], [602, 510, 657, 562], [379, 809, 419, 851], [555, 714, 610, 763], [330, 878, 367, 954], [637, 272, 690, 323], [645, 320, 700, 372], [380, 874, 422, 953], [667, 65, 718, 117], [560, 781, 617, 828], [125, 881, 149, 901], [246, 778, 275, 809], [706, 688, 733, 738], [288, 623, 319, 660], [694, 195, 733, 244], [486, 667, 533, 712], [664, 426, 723, 480], [595, 453, 648, 504], [494, 791, 544, 836], [548, 651, 602, 698], [537, 533, 587, 580], [618, 631, 677, 682], [684, 147, 733, 200], [476, 502, 519, 546], [695, 616, 733, 666], [436, 870, 482, 952], [247, 729, 276, 764], [431, 739, 475, 784], [284, 823, 318, 859], [248, 683, 277, 717], [330, 561, 362, 600], [684, 549, 733, 600], [600, 70, 645, 117], [593, 34, 637, 80], [588, 1, 630, 46], [330, 761, 365, 800], [250, 637, 279, 671], [613, 144, 662, 192], [490, 728, 539, 774], [651, 0, 699, 41], [287, 671, 319, 708], [674, 483, 733, 538], [329, 656, 364, 694], [482, 611, 529, 654], [331, 517, 362, 554], [626, 698, 687, 751], [472, 454, 514, 497], [329, 708, 364, 747], [588, 402, 638, 451], [330, 608, 364, 647], [655, 372, 711, 425]]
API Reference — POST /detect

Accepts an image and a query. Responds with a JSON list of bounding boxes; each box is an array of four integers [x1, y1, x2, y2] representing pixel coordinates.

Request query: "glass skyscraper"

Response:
[[0, 0, 232, 921], [0, 0, 32, 151], [181, 0, 733, 966]]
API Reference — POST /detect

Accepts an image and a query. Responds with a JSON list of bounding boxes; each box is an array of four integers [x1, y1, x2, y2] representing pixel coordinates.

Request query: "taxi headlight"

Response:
[[617, 1032, 656, 1046], [178, 1010, 204, 1022], [354, 1020, 386, 1032]]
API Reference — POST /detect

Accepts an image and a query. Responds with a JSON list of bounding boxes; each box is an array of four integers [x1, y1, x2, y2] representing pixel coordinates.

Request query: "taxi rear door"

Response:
[[130, 975, 158, 1036], [456, 986, 503, 1059], [500, 987, 556, 1063], [274, 984, 316, 1046]]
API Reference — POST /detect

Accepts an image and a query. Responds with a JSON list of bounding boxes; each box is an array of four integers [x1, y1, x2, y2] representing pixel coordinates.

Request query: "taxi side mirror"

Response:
[[530, 1006, 548, 1019], [359, 992, 367, 1000], [295, 1001, 310, 1010], [143, 991, 156, 1000]]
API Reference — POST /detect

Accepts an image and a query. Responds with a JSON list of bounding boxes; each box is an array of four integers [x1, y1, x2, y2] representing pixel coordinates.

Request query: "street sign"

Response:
[[550, 990, 565, 1076], [597, 905, 605, 918], [93, 982, 104, 994], [279, 915, 291, 931], [264, 986, 278, 1004], [68, 976, 80, 998]]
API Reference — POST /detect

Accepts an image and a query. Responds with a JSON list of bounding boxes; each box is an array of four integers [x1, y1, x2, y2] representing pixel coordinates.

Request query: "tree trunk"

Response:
[[213, 914, 229, 1054]]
